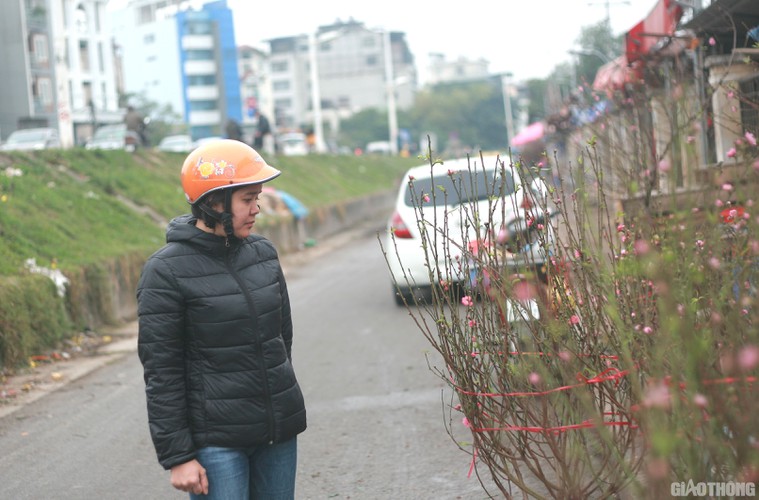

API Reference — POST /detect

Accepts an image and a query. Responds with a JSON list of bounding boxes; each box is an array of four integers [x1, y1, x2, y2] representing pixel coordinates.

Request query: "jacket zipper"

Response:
[[225, 247, 276, 443]]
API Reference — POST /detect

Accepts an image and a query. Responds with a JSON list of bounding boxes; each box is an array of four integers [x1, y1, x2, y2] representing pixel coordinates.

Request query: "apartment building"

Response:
[[111, 0, 241, 140], [266, 19, 417, 142], [0, 0, 119, 146]]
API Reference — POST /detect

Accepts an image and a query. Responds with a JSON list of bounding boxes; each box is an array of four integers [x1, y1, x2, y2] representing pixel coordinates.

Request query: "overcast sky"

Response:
[[108, 0, 658, 83], [226, 0, 657, 83]]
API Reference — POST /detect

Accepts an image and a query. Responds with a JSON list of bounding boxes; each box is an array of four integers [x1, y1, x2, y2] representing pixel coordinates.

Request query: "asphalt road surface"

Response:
[[0, 223, 499, 499]]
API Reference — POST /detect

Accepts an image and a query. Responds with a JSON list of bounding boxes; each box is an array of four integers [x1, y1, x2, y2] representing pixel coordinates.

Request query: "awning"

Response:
[[510, 121, 544, 147], [592, 54, 637, 92], [625, 0, 684, 63]]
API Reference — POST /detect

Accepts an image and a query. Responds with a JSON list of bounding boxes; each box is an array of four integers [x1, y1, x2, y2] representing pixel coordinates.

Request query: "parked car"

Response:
[[366, 140, 392, 155], [86, 124, 142, 152], [278, 132, 308, 156], [192, 136, 224, 149], [385, 155, 555, 305], [0, 128, 60, 151], [157, 134, 194, 153]]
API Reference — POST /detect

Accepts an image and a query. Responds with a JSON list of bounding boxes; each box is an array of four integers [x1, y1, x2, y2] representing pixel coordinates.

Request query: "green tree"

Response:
[[407, 79, 508, 154], [573, 19, 623, 87], [119, 92, 185, 146]]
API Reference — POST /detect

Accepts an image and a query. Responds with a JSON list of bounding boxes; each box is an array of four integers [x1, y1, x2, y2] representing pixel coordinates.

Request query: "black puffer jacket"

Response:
[[137, 214, 307, 469]]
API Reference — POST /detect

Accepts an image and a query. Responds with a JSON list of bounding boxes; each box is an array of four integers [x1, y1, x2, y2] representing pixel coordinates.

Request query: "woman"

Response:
[[137, 140, 307, 499]]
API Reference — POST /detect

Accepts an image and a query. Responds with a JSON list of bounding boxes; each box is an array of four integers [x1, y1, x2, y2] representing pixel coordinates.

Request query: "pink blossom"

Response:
[[726, 148, 737, 158], [696, 239, 705, 249], [709, 37, 716, 46], [745, 131, 757, 146], [738, 345, 759, 371], [722, 183, 733, 191], [408, 175, 415, 181], [569, 315, 580, 325], [462, 416, 471, 428], [468, 319, 477, 327], [642, 381, 671, 409], [693, 393, 708, 409], [643, 326, 653, 335], [686, 135, 696, 144], [558, 351, 572, 362], [728, 90, 735, 99], [677, 304, 685, 316], [617, 223, 626, 233], [422, 194, 430, 203], [708, 257, 721, 269], [634, 239, 651, 255], [447, 169, 454, 176], [715, 199, 724, 207], [528, 372, 542, 385], [658, 159, 671, 172], [461, 295, 474, 307]]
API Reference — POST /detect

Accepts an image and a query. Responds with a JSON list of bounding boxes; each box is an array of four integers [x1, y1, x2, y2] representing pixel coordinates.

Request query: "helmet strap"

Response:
[[197, 188, 236, 246]]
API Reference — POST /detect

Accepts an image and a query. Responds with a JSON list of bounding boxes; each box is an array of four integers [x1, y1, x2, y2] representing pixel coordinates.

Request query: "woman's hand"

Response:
[[170, 459, 209, 495]]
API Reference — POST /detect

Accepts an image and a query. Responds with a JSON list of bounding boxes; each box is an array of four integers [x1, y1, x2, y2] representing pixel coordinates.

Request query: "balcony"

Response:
[[188, 110, 221, 126], [184, 60, 216, 75], [181, 35, 213, 50], [186, 85, 219, 100]]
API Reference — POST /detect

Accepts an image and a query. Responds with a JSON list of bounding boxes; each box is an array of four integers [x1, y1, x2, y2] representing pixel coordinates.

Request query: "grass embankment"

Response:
[[0, 149, 419, 368]]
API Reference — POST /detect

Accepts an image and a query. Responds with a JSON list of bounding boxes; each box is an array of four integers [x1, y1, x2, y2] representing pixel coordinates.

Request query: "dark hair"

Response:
[[191, 188, 233, 228]]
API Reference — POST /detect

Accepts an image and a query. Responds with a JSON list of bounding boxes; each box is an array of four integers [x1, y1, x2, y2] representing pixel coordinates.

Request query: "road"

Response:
[[0, 223, 498, 499]]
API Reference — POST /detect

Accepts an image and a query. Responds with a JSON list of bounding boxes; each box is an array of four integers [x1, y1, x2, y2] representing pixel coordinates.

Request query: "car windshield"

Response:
[[404, 168, 516, 207], [8, 130, 49, 143]]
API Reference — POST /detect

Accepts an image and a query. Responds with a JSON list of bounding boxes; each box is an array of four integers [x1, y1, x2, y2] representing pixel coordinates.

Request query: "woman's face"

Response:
[[212, 184, 263, 239]]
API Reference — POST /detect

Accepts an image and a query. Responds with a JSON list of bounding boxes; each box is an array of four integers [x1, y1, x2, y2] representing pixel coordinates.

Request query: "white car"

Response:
[[86, 124, 142, 152], [0, 128, 60, 151], [385, 155, 554, 305], [157, 134, 193, 153], [278, 132, 308, 156]]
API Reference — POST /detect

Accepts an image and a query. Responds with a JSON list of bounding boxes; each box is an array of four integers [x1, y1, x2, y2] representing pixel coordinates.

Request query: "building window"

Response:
[[32, 34, 49, 64], [274, 98, 292, 109], [144, 33, 155, 44], [98, 42, 104, 72], [75, 3, 87, 33], [272, 80, 290, 91], [188, 74, 216, 85], [362, 36, 376, 48], [185, 21, 212, 35], [185, 49, 214, 61], [189, 100, 218, 111], [366, 55, 377, 66], [740, 78, 759, 135], [271, 61, 288, 72], [37, 77, 53, 106], [79, 40, 90, 71], [137, 5, 152, 25]]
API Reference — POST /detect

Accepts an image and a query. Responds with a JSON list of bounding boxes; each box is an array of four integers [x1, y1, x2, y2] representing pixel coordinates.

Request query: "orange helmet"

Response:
[[180, 139, 281, 204]]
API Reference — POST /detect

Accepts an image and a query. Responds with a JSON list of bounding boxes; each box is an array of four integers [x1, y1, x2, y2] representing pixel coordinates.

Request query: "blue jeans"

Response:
[[190, 437, 297, 500]]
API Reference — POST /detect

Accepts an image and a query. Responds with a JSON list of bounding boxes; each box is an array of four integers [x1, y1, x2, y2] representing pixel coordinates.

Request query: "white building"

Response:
[[0, 0, 120, 146], [426, 53, 490, 86]]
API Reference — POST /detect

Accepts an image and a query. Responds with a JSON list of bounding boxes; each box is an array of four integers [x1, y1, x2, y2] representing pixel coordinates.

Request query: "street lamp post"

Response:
[[382, 29, 399, 155], [308, 31, 329, 153], [501, 72, 515, 146]]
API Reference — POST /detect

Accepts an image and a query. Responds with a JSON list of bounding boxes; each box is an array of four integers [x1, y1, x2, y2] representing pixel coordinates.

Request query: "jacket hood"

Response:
[[166, 214, 242, 254]]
